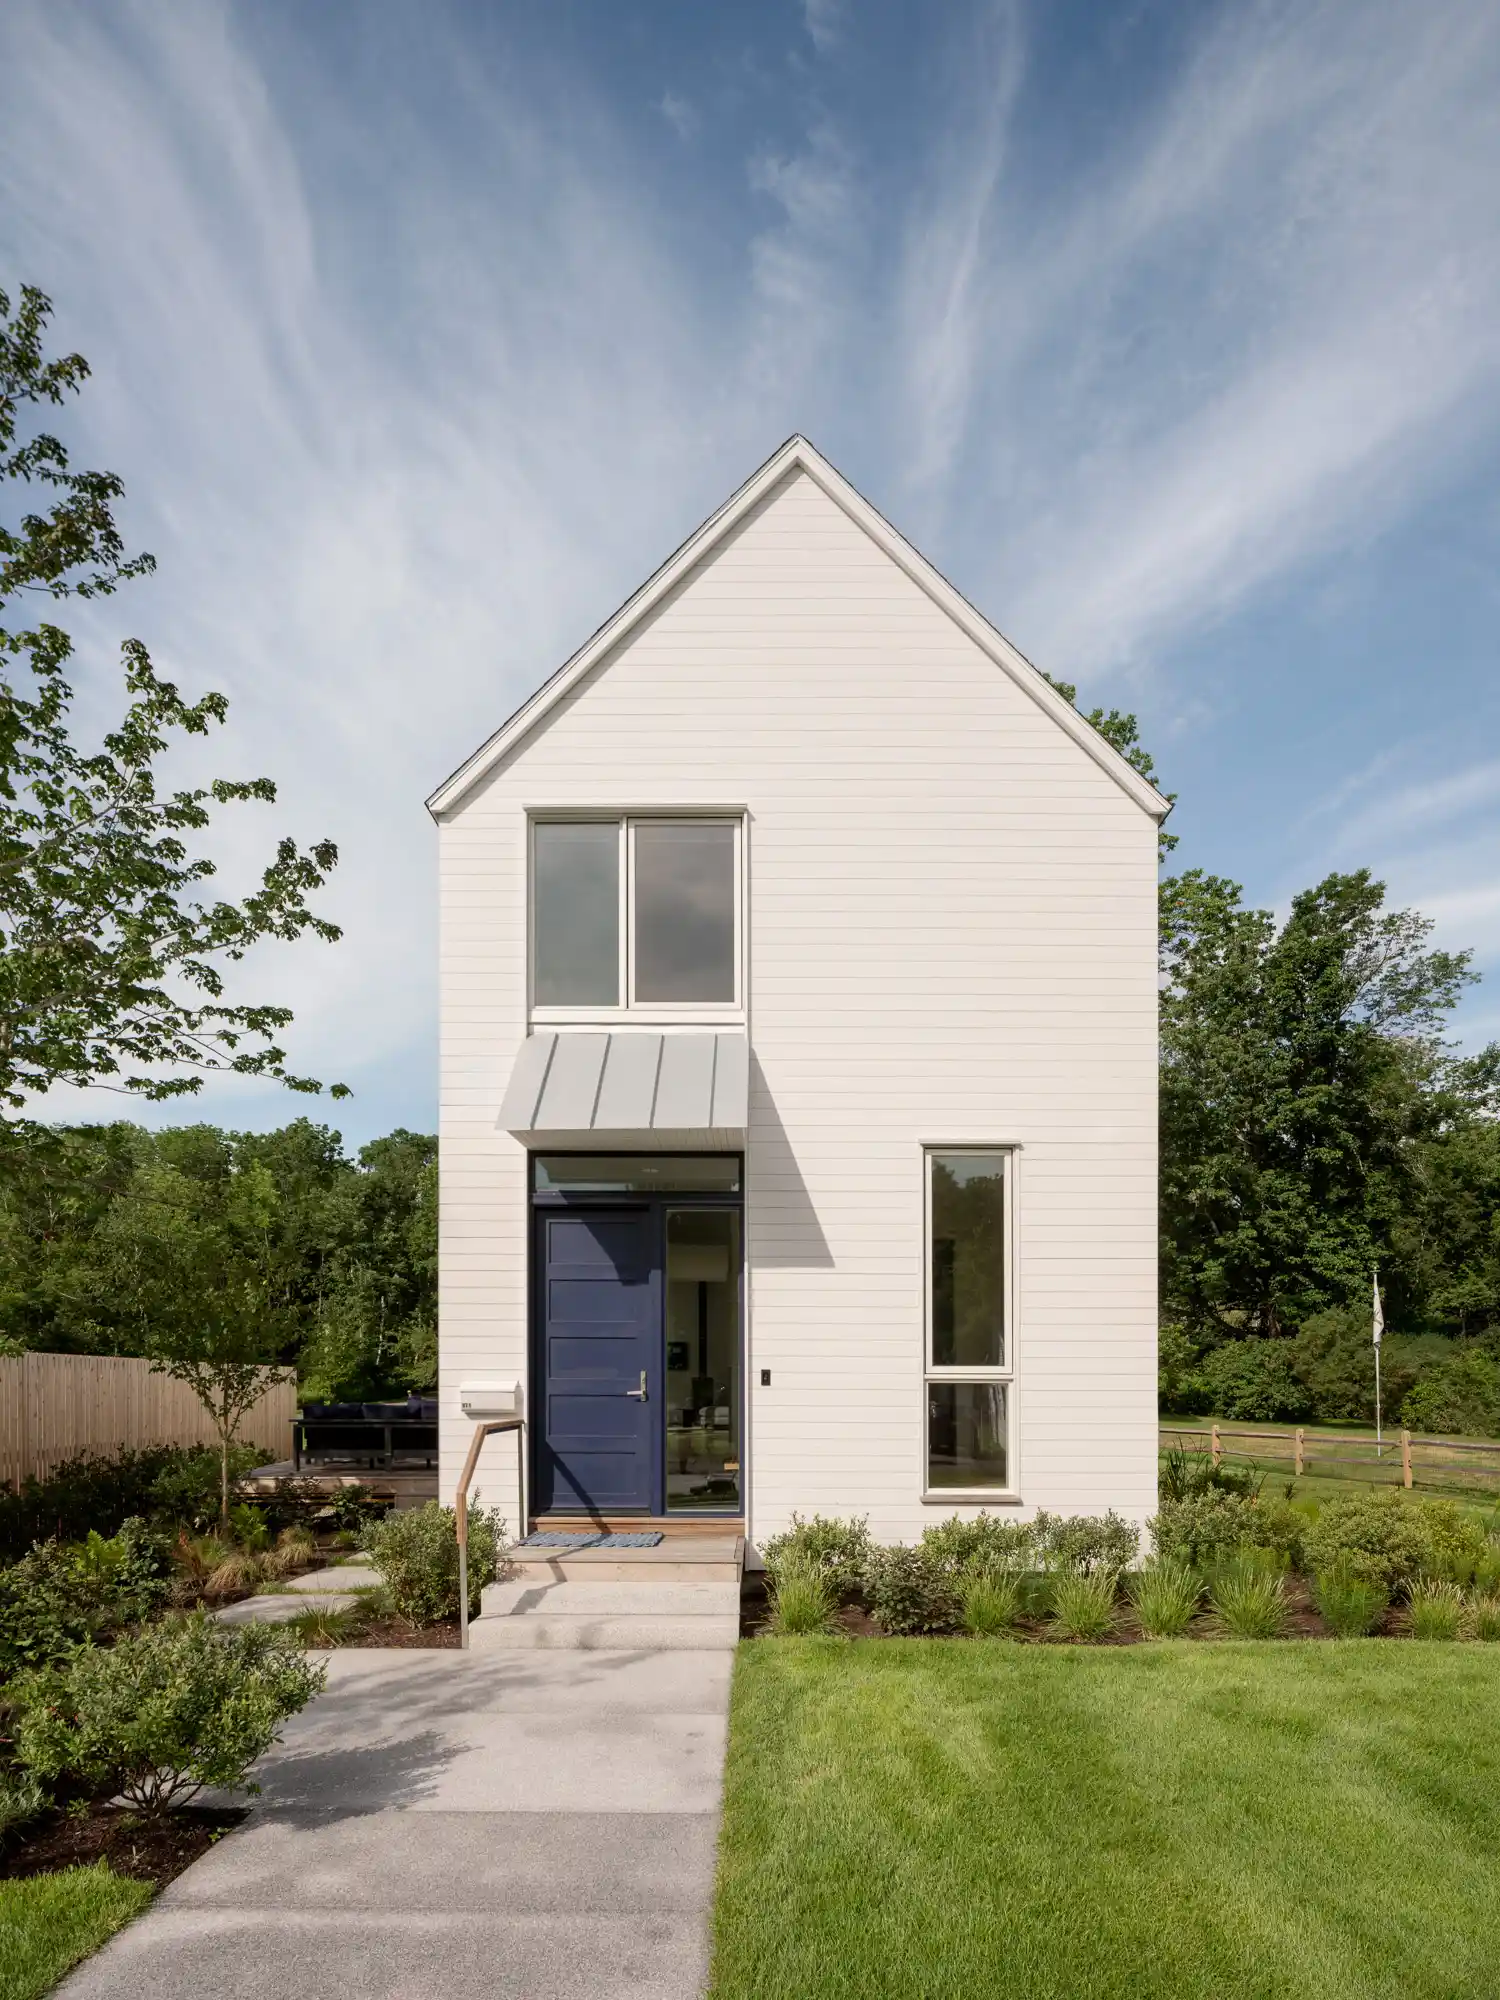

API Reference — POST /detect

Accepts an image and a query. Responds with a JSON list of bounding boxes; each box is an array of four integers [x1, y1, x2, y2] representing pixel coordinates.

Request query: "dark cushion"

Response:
[[362, 1403, 408, 1422]]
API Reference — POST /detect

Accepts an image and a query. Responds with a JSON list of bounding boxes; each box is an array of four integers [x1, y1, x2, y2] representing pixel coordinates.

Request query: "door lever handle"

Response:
[[625, 1371, 648, 1401]]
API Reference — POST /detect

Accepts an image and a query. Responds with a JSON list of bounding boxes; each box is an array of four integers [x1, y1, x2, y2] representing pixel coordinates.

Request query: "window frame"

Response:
[[922, 1145, 1018, 1502], [528, 811, 745, 1024]]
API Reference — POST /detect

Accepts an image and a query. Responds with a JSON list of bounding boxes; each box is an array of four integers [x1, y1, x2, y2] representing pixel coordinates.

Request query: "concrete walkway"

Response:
[[56, 1647, 734, 2000]]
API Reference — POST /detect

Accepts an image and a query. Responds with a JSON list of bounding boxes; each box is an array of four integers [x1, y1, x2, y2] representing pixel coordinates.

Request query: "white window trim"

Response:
[[921, 1144, 1020, 1504], [528, 811, 746, 1025]]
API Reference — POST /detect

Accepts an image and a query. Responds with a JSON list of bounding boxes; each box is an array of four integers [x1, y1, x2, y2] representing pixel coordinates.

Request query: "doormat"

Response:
[[517, 1531, 665, 1549]]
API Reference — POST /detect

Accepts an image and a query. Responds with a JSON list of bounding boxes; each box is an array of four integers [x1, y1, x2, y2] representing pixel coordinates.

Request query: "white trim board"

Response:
[[425, 436, 1174, 823]]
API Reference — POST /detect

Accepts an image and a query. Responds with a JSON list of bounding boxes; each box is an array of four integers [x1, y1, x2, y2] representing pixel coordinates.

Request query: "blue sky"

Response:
[[2, 0, 1498, 1146]]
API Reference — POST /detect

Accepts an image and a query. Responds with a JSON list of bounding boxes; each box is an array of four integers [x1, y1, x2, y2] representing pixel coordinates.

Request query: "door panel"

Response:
[[536, 1209, 656, 1513]]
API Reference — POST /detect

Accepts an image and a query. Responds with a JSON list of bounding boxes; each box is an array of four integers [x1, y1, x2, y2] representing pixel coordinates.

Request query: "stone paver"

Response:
[[56, 1646, 733, 2000]]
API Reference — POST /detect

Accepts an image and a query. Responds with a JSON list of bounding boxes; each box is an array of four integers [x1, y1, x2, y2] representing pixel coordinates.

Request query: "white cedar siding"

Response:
[[436, 465, 1158, 1544]]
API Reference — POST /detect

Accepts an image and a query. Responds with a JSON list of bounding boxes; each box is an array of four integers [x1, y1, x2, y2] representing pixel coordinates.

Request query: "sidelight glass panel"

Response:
[[930, 1152, 1006, 1368], [927, 1381, 1009, 1489], [664, 1208, 741, 1511], [633, 822, 736, 1003], [533, 821, 619, 1005]]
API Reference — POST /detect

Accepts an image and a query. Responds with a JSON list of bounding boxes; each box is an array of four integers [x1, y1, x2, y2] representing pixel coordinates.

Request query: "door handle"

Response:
[[625, 1371, 648, 1401]]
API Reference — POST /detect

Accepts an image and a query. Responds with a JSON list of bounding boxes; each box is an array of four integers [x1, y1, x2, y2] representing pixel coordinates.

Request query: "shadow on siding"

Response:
[[747, 1056, 834, 1268]]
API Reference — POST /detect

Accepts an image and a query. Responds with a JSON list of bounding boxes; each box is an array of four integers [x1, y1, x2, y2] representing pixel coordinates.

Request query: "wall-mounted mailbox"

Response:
[[459, 1381, 525, 1421]]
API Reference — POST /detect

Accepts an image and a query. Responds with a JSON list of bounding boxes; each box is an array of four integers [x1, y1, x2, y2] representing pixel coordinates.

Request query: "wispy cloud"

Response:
[[659, 91, 699, 142], [803, 0, 846, 56], [2, 0, 1498, 1124]]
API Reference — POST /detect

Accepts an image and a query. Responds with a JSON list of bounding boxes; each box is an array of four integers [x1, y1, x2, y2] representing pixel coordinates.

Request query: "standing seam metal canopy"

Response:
[[498, 1031, 749, 1139]]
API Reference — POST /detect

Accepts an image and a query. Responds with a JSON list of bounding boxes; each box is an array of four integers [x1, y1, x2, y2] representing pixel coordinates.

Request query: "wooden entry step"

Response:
[[529, 1514, 742, 1538], [510, 1532, 743, 1586]]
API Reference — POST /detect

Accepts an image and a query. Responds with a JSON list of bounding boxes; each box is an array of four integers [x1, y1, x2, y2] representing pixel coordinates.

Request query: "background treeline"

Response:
[[0, 1121, 435, 1402], [1158, 869, 1500, 1436]]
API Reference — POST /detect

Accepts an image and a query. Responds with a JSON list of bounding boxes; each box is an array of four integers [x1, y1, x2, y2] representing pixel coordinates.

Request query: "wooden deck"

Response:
[[242, 1459, 437, 1510]]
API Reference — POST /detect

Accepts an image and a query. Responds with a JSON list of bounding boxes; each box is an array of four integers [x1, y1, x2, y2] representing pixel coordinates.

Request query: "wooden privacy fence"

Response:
[[1161, 1422, 1500, 1495], [0, 1352, 296, 1490]]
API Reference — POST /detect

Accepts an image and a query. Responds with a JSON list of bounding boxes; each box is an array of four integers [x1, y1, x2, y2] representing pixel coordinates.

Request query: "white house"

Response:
[[428, 436, 1166, 1556]]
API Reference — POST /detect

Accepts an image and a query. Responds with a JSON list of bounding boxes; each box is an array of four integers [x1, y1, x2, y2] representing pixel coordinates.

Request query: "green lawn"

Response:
[[711, 1639, 1500, 1999], [0, 1864, 152, 2000]]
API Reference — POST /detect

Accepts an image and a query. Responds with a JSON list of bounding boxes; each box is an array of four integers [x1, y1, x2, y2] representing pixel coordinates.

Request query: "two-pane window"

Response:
[[926, 1150, 1013, 1492], [532, 817, 740, 1010]]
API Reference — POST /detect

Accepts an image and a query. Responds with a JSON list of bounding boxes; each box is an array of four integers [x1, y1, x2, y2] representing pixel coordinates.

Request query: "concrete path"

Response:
[[211, 1563, 380, 1626], [56, 1647, 733, 2000]]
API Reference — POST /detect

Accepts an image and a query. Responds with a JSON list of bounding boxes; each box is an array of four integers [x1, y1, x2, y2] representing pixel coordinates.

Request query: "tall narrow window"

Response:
[[926, 1151, 1012, 1491], [532, 821, 620, 1005]]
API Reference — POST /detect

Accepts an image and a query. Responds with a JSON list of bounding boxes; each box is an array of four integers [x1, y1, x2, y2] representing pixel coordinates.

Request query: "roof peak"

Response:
[[426, 438, 1170, 823]]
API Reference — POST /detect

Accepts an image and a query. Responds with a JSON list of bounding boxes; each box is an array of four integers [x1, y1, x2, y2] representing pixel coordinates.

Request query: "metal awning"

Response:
[[498, 1031, 748, 1145]]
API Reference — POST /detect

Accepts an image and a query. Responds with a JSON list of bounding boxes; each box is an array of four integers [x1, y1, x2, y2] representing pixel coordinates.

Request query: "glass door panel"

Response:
[[664, 1208, 741, 1512]]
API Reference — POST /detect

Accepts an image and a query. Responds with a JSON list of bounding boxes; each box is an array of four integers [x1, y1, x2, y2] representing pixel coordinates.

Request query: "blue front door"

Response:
[[535, 1208, 657, 1513]]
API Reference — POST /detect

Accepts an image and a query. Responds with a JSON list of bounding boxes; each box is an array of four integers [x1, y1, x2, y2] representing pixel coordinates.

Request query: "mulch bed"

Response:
[[334, 1614, 461, 1648], [0, 1800, 246, 1889], [741, 1572, 1406, 1642]]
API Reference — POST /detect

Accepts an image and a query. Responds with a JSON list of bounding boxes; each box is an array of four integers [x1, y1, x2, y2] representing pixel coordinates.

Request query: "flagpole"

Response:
[[1373, 1267, 1384, 1460]]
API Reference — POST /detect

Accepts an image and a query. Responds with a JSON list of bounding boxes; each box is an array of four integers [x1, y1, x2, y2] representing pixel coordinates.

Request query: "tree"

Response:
[[87, 1155, 299, 1526], [1159, 868, 1480, 1336], [0, 283, 346, 1128]]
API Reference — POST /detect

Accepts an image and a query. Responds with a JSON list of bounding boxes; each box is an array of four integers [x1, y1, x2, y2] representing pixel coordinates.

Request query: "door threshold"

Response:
[[530, 1513, 744, 1536]]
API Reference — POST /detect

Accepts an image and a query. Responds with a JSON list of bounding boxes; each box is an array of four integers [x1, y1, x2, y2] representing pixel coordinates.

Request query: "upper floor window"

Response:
[[531, 816, 741, 1012]]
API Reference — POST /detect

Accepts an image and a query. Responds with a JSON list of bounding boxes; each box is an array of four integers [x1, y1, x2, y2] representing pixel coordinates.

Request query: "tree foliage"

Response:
[[1045, 673, 1500, 1364], [0, 284, 344, 1117], [0, 1118, 438, 1404]]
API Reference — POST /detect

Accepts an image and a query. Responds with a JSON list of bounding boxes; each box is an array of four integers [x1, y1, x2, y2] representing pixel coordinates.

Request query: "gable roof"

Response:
[[425, 435, 1172, 821]]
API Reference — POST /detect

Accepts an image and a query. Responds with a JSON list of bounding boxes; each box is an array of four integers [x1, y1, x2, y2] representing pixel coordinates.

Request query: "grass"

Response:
[[0, 1863, 153, 2000], [711, 1640, 1500, 1999]]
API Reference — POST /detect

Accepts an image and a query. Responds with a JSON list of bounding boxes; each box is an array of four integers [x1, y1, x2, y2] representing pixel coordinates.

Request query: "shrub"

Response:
[[0, 1446, 219, 1560], [1198, 1341, 1312, 1423], [1292, 1307, 1378, 1422], [1151, 1489, 1253, 1568], [1408, 1579, 1464, 1641], [866, 1545, 959, 1635], [767, 1555, 836, 1636], [143, 1444, 265, 1533], [1209, 1556, 1288, 1639], [1158, 1447, 1260, 1503], [1128, 1560, 1200, 1638], [958, 1571, 1021, 1637], [1033, 1511, 1140, 1575], [1401, 1349, 1500, 1439], [0, 1520, 169, 1681], [12, 1615, 326, 1815], [1158, 1324, 1212, 1415], [1232, 1495, 1307, 1569], [1470, 1593, 1500, 1642], [1314, 1565, 1387, 1638], [359, 1501, 507, 1626], [760, 1515, 872, 1601], [202, 1553, 263, 1599], [1049, 1569, 1118, 1641], [325, 1484, 384, 1533], [1412, 1500, 1490, 1585], [1300, 1493, 1433, 1596], [0, 1771, 47, 1843], [227, 1504, 271, 1552], [285, 1604, 360, 1649], [921, 1513, 1036, 1576]]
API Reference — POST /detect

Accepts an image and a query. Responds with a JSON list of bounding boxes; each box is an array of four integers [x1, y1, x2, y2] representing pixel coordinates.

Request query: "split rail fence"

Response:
[[1161, 1422, 1500, 1495], [0, 1351, 296, 1490]]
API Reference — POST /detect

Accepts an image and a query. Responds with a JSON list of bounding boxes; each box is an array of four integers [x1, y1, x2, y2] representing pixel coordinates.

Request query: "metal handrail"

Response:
[[455, 1416, 526, 1650]]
